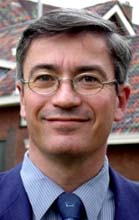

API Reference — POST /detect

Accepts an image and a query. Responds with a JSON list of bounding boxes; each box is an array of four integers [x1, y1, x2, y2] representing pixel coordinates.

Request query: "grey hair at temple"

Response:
[[16, 8, 132, 84]]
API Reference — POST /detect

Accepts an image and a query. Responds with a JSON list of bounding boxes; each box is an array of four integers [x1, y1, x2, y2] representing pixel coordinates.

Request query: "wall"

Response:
[[0, 105, 27, 170], [108, 144, 139, 181]]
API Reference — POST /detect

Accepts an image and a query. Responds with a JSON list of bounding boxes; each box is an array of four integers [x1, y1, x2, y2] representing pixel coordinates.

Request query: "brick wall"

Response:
[[0, 105, 28, 169], [108, 144, 139, 181]]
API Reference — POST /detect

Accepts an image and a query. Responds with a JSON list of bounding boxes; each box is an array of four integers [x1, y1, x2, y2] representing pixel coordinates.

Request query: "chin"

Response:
[[44, 141, 86, 157]]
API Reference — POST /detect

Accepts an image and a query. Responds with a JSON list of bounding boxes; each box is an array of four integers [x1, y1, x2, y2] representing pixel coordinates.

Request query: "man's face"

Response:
[[17, 32, 130, 160]]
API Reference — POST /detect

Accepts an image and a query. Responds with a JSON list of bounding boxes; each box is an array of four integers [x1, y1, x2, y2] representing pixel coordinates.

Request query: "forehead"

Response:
[[26, 32, 110, 55], [23, 32, 114, 78]]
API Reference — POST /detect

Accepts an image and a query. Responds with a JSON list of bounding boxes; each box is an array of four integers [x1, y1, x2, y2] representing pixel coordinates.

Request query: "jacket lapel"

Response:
[[110, 167, 139, 220]]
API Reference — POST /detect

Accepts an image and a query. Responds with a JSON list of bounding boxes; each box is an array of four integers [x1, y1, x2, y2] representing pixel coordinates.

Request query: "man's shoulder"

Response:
[[110, 166, 139, 190], [110, 167, 139, 209], [0, 164, 32, 219], [0, 163, 22, 184], [0, 164, 23, 211]]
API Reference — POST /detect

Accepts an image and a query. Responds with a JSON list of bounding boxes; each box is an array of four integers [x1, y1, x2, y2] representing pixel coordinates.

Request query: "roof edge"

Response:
[[108, 133, 139, 145], [0, 95, 19, 107], [103, 4, 136, 36], [0, 59, 16, 69]]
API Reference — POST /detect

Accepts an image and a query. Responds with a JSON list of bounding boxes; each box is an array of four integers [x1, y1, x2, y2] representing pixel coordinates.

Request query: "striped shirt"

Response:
[[20, 152, 115, 220]]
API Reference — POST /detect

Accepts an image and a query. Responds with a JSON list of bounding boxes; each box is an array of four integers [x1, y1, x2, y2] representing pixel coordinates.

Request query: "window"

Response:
[[0, 67, 10, 79]]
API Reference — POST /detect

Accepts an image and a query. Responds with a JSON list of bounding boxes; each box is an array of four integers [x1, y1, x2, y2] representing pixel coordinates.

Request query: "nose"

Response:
[[51, 79, 82, 109]]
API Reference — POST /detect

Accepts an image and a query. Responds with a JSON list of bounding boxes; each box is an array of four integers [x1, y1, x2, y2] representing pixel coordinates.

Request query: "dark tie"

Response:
[[55, 192, 87, 220]]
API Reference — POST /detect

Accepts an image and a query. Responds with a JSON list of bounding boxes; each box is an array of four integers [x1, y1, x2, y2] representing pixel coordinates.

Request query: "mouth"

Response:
[[42, 116, 90, 130], [40, 110, 92, 132], [40, 109, 92, 123], [44, 117, 89, 134], [45, 116, 89, 122], [40, 113, 91, 134]]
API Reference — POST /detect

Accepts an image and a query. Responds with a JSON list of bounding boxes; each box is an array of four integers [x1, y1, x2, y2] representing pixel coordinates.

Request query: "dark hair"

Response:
[[16, 8, 132, 84]]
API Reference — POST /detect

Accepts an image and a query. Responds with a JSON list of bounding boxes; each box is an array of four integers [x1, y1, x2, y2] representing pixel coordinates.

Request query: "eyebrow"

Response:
[[75, 65, 107, 79], [29, 64, 59, 76], [29, 63, 107, 79]]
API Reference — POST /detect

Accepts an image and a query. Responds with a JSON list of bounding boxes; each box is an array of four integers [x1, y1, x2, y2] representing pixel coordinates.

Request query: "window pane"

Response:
[[0, 67, 10, 78]]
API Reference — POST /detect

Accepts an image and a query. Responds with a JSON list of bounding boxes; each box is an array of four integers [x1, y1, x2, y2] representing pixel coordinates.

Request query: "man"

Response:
[[0, 8, 139, 220]]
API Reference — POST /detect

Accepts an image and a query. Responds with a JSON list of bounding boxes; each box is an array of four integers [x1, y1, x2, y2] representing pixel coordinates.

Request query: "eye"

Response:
[[82, 75, 98, 83], [77, 74, 100, 84], [31, 73, 57, 89], [34, 74, 55, 82]]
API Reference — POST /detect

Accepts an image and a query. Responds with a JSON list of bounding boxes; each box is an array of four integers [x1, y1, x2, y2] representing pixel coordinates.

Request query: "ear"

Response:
[[114, 83, 131, 122], [16, 82, 26, 119]]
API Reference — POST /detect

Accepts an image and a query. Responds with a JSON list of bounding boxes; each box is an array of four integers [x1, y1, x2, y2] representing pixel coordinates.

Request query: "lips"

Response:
[[40, 111, 92, 134], [43, 116, 89, 134], [46, 116, 89, 122], [40, 109, 92, 123]]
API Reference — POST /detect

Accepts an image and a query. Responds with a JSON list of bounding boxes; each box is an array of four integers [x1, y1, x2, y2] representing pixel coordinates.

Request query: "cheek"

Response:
[[21, 92, 44, 121], [88, 93, 117, 127]]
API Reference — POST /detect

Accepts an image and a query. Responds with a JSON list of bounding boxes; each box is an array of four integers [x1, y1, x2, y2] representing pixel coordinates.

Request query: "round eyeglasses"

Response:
[[20, 72, 118, 96]]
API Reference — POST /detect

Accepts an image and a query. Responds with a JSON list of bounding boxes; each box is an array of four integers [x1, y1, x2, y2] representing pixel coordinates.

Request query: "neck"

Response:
[[29, 147, 106, 192]]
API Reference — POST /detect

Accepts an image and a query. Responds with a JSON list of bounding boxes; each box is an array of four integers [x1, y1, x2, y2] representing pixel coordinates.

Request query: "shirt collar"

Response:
[[74, 157, 110, 220], [21, 152, 109, 220], [20, 152, 63, 220]]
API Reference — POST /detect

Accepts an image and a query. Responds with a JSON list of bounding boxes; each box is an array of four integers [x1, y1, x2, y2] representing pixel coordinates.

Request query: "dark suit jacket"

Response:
[[0, 164, 139, 219]]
